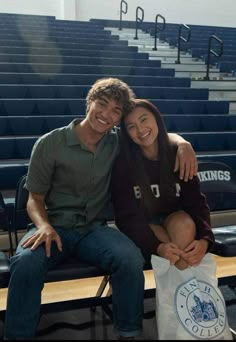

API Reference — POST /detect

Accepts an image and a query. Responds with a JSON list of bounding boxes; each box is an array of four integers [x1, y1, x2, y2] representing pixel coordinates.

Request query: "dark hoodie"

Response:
[[110, 152, 214, 259]]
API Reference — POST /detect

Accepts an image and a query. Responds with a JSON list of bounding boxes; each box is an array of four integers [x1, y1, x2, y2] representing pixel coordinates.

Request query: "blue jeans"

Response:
[[4, 222, 145, 339]]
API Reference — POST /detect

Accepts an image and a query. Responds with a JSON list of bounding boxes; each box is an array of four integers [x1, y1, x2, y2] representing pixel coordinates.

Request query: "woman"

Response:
[[111, 99, 215, 270]]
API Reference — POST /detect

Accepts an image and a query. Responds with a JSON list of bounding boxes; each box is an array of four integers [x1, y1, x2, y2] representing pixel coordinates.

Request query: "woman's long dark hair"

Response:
[[120, 99, 178, 214]]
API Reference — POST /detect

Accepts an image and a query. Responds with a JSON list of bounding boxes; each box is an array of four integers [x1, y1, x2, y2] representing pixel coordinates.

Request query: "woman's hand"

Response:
[[181, 239, 209, 266], [157, 242, 184, 265]]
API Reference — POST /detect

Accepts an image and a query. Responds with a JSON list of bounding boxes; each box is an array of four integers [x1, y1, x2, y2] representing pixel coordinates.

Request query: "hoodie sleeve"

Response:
[[110, 153, 160, 258], [179, 176, 215, 251]]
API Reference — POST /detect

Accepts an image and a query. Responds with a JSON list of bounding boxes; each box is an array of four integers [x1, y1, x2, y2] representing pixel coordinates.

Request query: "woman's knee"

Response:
[[164, 211, 196, 247]]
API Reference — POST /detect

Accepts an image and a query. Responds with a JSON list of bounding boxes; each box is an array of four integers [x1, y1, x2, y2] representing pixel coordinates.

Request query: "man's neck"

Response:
[[75, 120, 105, 151]]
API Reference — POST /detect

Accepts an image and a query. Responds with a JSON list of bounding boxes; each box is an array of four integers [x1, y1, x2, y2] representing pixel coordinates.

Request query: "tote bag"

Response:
[[151, 253, 233, 340]]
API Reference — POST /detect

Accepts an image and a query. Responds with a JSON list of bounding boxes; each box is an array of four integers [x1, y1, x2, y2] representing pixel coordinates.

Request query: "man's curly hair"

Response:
[[86, 77, 135, 116]]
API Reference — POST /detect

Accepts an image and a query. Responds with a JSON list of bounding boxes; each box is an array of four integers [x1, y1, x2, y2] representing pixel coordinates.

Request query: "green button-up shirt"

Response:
[[25, 119, 119, 229]]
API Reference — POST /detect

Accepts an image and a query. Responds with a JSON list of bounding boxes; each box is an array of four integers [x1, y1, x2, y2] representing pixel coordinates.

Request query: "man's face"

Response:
[[87, 96, 123, 134]]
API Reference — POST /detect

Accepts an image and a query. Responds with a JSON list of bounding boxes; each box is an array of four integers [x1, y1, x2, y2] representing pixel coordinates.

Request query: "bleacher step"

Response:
[[175, 70, 222, 79], [162, 63, 219, 72], [209, 90, 236, 101], [192, 80, 236, 89], [150, 56, 205, 64], [229, 102, 236, 114], [108, 26, 236, 82]]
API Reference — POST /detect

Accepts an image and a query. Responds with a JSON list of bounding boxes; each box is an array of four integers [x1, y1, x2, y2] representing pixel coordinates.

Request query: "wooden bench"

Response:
[[0, 250, 235, 338], [0, 253, 235, 313]]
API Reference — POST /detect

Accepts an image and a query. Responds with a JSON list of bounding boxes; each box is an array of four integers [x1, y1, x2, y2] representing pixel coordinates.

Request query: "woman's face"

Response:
[[124, 106, 159, 149]]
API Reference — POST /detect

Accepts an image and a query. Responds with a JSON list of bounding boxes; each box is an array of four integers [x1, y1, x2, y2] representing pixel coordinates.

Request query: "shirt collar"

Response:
[[65, 119, 82, 146], [65, 119, 116, 147]]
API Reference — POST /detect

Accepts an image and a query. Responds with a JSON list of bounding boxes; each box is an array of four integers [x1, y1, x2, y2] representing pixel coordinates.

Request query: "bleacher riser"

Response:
[[0, 14, 235, 211]]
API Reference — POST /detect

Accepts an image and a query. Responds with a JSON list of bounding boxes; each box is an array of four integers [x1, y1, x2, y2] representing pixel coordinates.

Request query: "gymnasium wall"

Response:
[[0, 0, 235, 27], [76, 0, 236, 28]]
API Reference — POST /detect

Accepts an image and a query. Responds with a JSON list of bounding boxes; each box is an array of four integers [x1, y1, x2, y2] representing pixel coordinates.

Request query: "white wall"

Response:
[[76, 0, 236, 28], [0, 0, 235, 28], [0, 0, 62, 18], [62, 0, 78, 20], [75, 0, 121, 21], [0, 0, 79, 20]]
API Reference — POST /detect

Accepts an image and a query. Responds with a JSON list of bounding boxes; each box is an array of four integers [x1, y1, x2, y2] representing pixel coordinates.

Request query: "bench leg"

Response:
[[91, 275, 111, 315]]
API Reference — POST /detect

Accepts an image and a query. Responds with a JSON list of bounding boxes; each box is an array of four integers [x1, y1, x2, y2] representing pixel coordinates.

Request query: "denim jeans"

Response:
[[4, 222, 145, 339]]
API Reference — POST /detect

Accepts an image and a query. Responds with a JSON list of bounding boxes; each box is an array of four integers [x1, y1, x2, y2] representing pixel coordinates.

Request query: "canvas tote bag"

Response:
[[151, 253, 233, 340]]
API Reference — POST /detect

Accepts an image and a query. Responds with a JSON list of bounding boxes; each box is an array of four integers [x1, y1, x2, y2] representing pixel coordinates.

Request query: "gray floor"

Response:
[[35, 298, 157, 340], [30, 285, 235, 340]]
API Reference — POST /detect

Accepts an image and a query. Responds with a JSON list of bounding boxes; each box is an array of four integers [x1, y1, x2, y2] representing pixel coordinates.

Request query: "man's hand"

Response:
[[174, 141, 198, 181], [21, 224, 62, 258]]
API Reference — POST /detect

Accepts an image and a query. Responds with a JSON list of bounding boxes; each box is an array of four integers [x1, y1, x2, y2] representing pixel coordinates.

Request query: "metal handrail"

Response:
[[152, 14, 166, 51], [119, 0, 128, 31], [175, 24, 191, 64], [204, 35, 223, 81], [134, 6, 144, 40]]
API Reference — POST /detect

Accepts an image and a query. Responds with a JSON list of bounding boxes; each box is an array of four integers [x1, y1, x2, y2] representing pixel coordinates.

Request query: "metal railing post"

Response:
[[152, 14, 166, 51], [134, 6, 144, 40], [119, 0, 128, 31], [204, 35, 223, 81], [175, 24, 191, 64]]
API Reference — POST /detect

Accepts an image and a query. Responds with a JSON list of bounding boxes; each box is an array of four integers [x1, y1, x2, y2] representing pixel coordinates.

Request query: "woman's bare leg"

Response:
[[163, 211, 196, 270], [149, 223, 170, 243]]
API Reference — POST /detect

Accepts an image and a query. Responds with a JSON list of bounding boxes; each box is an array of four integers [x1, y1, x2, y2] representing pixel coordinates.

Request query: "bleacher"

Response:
[[94, 19, 236, 170], [0, 10, 236, 338]]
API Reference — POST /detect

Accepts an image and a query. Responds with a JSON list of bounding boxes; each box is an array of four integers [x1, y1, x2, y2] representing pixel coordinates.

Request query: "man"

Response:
[[4, 77, 197, 340]]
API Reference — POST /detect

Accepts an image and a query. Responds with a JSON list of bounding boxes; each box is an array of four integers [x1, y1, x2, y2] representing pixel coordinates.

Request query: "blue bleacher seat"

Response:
[[0, 137, 36, 160], [198, 160, 236, 211], [0, 86, 28, 99], [1, 74, 190, 87], [218, 62, 236, 73], [0, 117, 7, 135], [163, 115, 202, 131], [1, 99, 229, 116], [0, 55, 160, 67], [14, 137, 37, 159], [0, 163, 27, 190], [0, 63, 175, 76], [1, 114, 235, 137], [181, 133, 236, 152], [151, 100, 229, 115], [0, 139, 15, 159], [0, 85, 208, 100], [0, 38, 129, 48], [45, 116, 77, 131]]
